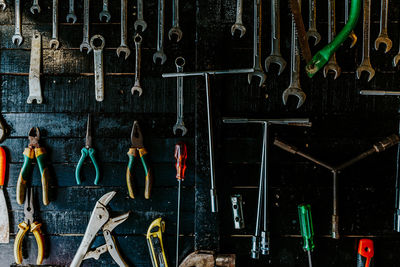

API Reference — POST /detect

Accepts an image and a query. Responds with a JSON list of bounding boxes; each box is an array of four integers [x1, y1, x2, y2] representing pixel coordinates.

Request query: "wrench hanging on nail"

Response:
[[374, 0, 392, 53], [173, 57, 187, 136], [345, 0, 357, 48], [91, 35, 105, 102], [66, 0, 77, 23], [30, 0, 40, 14], [12, 0, 23, 46], [323, 0, 341, 79], [134, 0, 147, 32], [28, 31, 42, 104], [231, 0, 246, 38], [80, 0, 92, 53], [306, 0, 321, 46], [168, 0, 183, 42], [131, 34, 143, 96], [99, 0, 111, 22], [49, 0, 60, 49], [117, 0, 130, 59]]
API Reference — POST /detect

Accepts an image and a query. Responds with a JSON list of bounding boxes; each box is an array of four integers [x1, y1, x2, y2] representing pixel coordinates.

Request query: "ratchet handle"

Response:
[[0, 146, 6, 186], [175, 142, 187, 181], [357, 239, 374, 267]]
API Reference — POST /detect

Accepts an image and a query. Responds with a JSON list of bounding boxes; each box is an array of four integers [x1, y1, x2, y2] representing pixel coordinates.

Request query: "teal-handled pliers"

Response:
[[75, 114, 100, 185]]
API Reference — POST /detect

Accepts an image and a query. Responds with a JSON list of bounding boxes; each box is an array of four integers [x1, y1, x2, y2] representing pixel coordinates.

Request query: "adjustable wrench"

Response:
[[323, 0, 341, 79], [30, 0, 40, 14], [356, 0, 375, 82], [168, 0, 183, 42], [28, 31, 42, 104], [80, 0, 92, 53], [117, 0, 130, 59], [12, 0, 23, 46], [231, 0, 246, 38], [153, 0, 167, 64], [131, 34, 143, 96], [173, 57, 187, 136], [306, 0, 321, 46], [374, 0, 391, 53], [66, 0, 77, 23], [264, 0, 286, 75], [49, 0, 60, 49], [91, 35, 105, 102], [248, 0, 266, 87], [345, 0, 357, 48], [134, 0, 147, 32], [0, 0, 6, 11], [99, 0, 111, 22], [283, 2, 306, 109]]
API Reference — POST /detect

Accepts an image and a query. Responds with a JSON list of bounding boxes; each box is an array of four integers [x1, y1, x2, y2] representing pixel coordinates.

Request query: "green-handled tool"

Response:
[[298, 204, 314, 267]]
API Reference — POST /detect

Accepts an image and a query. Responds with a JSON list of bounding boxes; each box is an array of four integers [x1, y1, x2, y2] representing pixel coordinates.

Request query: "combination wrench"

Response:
[[248, 0, 266, 87], [49, 0, 60, 49], [134, 0, 147, 32], [99, 0, 111, 22], [117, 0, 130, 59], [153, 0, 167, 64], [30, 0, 40, 14], [131, 34, 143, 96], [264, 0, 286, 75], [393, 38, 400, 67], [356, 0, 375, 82], [66, 0, 77, 23], [374, 0, 391, 53], [28, 31, 42, 104], [0, 0, 6, 11], [91, 35, 105, 102], [173, 57, 187, 136], [231, 0, 245, 38], [306, 0, 321, 46], [345, 0, 357, 47], [80, 0, 92, 53], [168, 0, 183, 42], [12, 0, 23, 46], [323, 0, 341, 79]]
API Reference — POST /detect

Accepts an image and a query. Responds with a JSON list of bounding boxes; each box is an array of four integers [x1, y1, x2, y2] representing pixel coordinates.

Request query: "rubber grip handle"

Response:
[[14, 222, 29, 264], [16, 148, 34, 205], [75, 148, 88, 185], [88, 148, 100, 185], [0, 146, 6, 186], [31, 222, 45, 265], [139, 148, 153, 199], [35, 148, 50, 206], [126, 148, 136, 199], [357, 253, 373, 267]]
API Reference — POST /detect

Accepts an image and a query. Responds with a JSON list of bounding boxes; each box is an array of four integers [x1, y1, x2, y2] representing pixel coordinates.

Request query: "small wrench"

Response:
[[66, 0, 77, 23], [374, 0, 392, 53], [153, 0, 167, 64], [12, 0, 23, 46], [173, 57, 187, 136], [131, 34, 143, 96], [0, 0, 6, 11], [80, 0, 92, 53], [49, 0, 60, 49], [306, 0, 321, 46], [30, 0, 40, 14], [323, 0, 341, 79], [248, 0, 266, 87], [134, 0, 147, 32], [283, 0, 306, 109], [28, 31, 42, 104], [356, 0, 375, 82], [90, 35, 105, 102], [99, 0, 111, 22], [265, 0, 286, 75], [345, 0, 357, 48], [393, 38, 400, 67], [168, 0, 183, 42], [117, 0, 130, 59], [231, 0, 246, 38]]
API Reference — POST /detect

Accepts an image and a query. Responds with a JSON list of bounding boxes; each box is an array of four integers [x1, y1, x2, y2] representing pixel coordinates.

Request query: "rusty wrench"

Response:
[[91, 35, 105, 102], [12, 0, 23, 46], [49, 0, 60, 49], [30, 0, 40, 14], [306, 0, 321, 46], [345, 0, 357, 47], [393, 38, 400, 67], [173, 57, 187, 136], [134, 0, 147, 32], [231, 0, 246, 38], [80, 0, 92, 53], [99, 0, 111, 22], [131, 34, 143, 96], [168, 0, 182, 42], [153, 0, 167, 64], [375, 0, 392, 53], [66, 0, 77, 23], [323, 0, 341, 79], [117, 0, 130, 59]]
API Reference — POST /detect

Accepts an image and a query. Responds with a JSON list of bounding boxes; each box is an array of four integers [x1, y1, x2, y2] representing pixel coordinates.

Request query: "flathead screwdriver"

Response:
[[298, 204, 315, 267]]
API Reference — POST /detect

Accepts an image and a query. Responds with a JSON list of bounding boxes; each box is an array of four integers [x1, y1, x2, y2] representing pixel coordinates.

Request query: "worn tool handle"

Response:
[[274, 138, 298, 154], [75, 148, 88, 185], [126, 148, 137, 199], [357, 239, 374, 267], [16, 148, 34, 205], [139, 148, 153, 199], [14, 222, 29, 264], [35, 148, 50, 206], [175, 142, 187, 181], [0, 147, 6, 186], [88, 148, 100, 185], [298, 204, 315, 252]]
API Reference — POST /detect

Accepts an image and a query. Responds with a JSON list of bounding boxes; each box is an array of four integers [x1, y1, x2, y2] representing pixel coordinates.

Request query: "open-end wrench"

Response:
[[356, 0, 375, 82], [345, 0, 357, 47], [173, 57, 187, 136], [374, 0, 391, 53], [231, 0, 246, 38], [12, 0, 23, 46], [323, 0, 341, 79], [28, 31, 42, 104], [30, 0, 40, 14], [168, 0, 183, 42], [117, 0, 130, 59], [90, 35, 105, 102], [283, 2, 306, 109], [131, 34, 143, 96], [99, 0, 111, 22], [80, 0, 92, 53], [66, 0, 77, 23], [49, 0, 60, 49], [0, 0, 6, 11], [134, 0, 147, 32], [393, 38, 400, 67], [153, 0, 167, 64], [306, 0, 321, 46], [248, 0, 266, 87], [265, 0, 286, 75]]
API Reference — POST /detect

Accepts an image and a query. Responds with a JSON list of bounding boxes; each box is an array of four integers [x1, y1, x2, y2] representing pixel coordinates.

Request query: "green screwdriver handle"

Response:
[[298, 204, 315, 252]]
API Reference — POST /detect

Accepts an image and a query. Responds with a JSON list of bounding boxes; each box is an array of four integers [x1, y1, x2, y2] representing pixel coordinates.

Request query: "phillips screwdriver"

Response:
[[357, 239, 374, 267], [298, 204, 314, 267], [175, 142, 187, 267]]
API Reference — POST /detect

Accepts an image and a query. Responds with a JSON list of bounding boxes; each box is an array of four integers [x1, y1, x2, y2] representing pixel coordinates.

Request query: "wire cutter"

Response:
[[16, 127, 50, 206], [126, 121, 153, 199], [75, 114, 100, 185], [14, 187, 45, 265]]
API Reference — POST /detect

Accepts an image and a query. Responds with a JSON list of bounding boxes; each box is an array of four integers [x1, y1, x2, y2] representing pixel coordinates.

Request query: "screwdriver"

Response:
[[175, 142, 187, 267], [298, 204, 314, 267], [357, 239, 374, 267]]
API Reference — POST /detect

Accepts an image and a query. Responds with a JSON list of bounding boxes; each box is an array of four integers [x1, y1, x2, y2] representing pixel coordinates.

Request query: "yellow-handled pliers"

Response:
[[14, 187, 45, 265]]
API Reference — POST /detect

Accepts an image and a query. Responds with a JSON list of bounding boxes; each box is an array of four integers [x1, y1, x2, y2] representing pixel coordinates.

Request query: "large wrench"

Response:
[[168, 0, 183, 42], [153, 0, 167, 64], [248, 0, 266, 87], [28, 31, 42, 104], [99, 0, 111, 22], [12, 0, 23, 46], [283, 1, 306, 109], [231, 0, 246, 38], [374, 0, 391, 53], [356, 0, 375, 82], [30, 0, 40, 14], [80, 0, 92, 53], [117, 0, 130, 59], [91, 35, 105, 102], [345, 0, 357, 47], [323, 0, 341, 79], [306, 0, 321, 46], [0, 0, 6, 11], [131, 34, 143, 96], [134, 0, 147, 32], [173, 57, 187, 136], [264, 0, 286, 75], [49, 0, 60, 49], [66, 0, 76, 23]]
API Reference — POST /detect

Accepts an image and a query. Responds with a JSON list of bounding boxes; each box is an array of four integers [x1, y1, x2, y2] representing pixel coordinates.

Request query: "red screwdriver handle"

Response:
[[357, 239, 374, 267], [0, 147, 6, 187], [175, 142, 187, 181]]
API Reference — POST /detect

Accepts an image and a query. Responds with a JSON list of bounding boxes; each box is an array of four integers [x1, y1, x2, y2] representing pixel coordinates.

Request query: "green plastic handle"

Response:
[[298, 204, 315, 252], [16, 148, 34, 205], [139, 148, 153, 199], [75, 148, 100, 185], [126, 148, 136, 198], [88, 148, 100, 185], [35, 148, 50, 205]]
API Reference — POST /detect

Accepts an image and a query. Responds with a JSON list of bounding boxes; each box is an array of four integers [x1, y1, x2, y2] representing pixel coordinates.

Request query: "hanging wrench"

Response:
[[30, 0, 40, 14], [99, 0, 111, 22], [265, 0, 286, 75], [91, 35, 105, 102], [345, 0, 357, 47], [356, 0, 375, 82], [231, 0, 246, 38], [168, 0, 183, 42], [153, 0, 167, 64], [66, 0, 76, 23], [80, 0, 92, 53], [28, 31, 42, 104], [323, 0, 341, 79], [306, 0, 321, 46], [173, 57, 187, 136], [283, 1, 306, 109], [117, 0, 130, 59], [374, 0, 391, 53], [131, 34, 143, 96], [134, 0, 147, 32], [12, 0, 23, 46], [393, 38, 400, 67], [49, 0, 60, 49], [248, 0, 266, 87], [0, 0, 6, 11]]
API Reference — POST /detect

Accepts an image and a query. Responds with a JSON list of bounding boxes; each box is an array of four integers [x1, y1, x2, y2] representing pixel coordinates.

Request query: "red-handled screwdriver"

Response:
[[357, 239, 374, 267], [175, 142, 187, 267]]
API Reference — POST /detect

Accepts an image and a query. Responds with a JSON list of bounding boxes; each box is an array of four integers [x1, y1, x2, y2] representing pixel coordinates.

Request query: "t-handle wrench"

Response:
[[374, 0, 392, 53], [30, 0, 40, 14], [306, 0, 321, 46], [117, 0, 130, 59], [153, 0, 167, 64], [168, 0, 183, 42], [12, 0, 23, 46], [134, 0, 147, 32], [66, 0, 77, 23], [49, 0, 60, 49], [323, 0, 341, 80], [231, 0, 246, 38], [173, 57, 187, 136], [80, 0, 92, 53], [131, 34, 143, 96], [91, 35, 105, 102], [99, 0, 111, 22]]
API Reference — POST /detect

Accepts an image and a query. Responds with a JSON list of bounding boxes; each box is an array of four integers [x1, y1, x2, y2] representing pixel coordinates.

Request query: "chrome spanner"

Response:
[[28, 31, 42, 104], [12, 0, 23, 46], [30, 0, 40, 14], [99, 0, 111, 22], [153, 0, 167, 64], [80, 0, 92, 53], [134, 0, 147, 32], [323, 0, 341, 79], [231, 0, 246, 38], [265, 0, 286, 75], [375, 0, 392, 53], [345, 0, 357, 47], [117, 0, 130, 59], [49, 0, 60, 49], [168, 0, 182, 42], [306, 0, 321, 46], [131, 34, 143, 96], [91, 35, 105, 102], [173, 57, 187, 136], [66, 0, 77, 23], [0, 0, 6, 11]]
